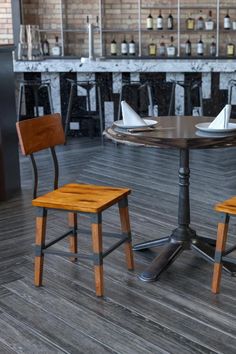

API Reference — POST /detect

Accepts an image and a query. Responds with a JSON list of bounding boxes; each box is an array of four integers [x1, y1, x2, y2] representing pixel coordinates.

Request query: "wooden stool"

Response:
[[16, 114, 134, 296], [212, 197, 236, 294]]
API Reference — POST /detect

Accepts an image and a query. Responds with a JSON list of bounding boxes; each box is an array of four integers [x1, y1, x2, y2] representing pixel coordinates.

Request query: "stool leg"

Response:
[[147, 84, 154, 117], [119, 198, 134, 270], [65, 83, 75, 141], [212, 214, 229, 294], [35, 208, 47, 287], [168, 83, 175, 116], [199, 86, 203, 116], [97, 85, 104, 145], [33, 85, 39, 117], [91, 213, 104, 297], [68, 212, 77, 262], [47, 84, 54, 114], [17, 83, 23, 121]]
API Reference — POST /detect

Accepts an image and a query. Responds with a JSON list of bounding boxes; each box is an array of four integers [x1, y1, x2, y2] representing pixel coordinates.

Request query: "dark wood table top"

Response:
[[105, 116, 236, 149]]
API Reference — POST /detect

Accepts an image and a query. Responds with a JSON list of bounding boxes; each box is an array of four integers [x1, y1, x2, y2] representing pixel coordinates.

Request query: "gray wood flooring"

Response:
[[1, 137, 236, 353]]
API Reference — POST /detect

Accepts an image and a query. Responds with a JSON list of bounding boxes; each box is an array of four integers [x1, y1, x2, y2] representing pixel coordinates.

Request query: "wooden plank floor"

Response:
[[1, 136, 236, 353]]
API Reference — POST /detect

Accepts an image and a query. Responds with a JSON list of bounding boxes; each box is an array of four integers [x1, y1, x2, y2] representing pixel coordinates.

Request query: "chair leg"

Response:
[[68, 212, 77, 262], [34, 208, 47, 287], [91, 214, 104, 297], [119, 198, 134, 271], [212, 214, 229, 294]]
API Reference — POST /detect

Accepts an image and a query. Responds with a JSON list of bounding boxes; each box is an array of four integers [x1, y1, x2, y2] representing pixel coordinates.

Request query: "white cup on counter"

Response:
[[232, 21, 236, 30]]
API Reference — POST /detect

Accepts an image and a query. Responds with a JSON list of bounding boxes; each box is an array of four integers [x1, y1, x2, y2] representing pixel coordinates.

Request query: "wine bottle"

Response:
[[227, 42, 235, 56], [186, 13, 195, 30], [110, 38, 117, 56], [51, 36, 61, 56], [197, 11, 204, 30], [42, 34, 49, 56], [224, 10, 231, 30], [197, 35, 204, 56], [167, 11, 174, 30], [185, 37, 191, 56], [121, 37, 128, 55], [129, 36, 136, 56], [147, 13, 153, 30], [159, 36, 165, 56], [210, 36, 216, 56], [157, 10, 163, 30], [205, 10, 214, 30], [148, 40, 157, 56], [167, 36, 176, 57]]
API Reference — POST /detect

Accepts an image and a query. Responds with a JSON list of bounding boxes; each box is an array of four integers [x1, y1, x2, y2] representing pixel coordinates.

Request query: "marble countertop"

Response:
[[13, 57, 236, 73]]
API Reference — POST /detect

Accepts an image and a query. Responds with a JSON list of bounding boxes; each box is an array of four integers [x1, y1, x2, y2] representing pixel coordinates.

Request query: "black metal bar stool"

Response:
[[17, 78, 54, 121], [168, 79, 203, 116], [64, 79, 104, 144], [117, 81, 154, 121]]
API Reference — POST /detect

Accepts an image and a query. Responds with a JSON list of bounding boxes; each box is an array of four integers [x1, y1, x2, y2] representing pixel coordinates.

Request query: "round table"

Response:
[[105, 116, 236, 282]]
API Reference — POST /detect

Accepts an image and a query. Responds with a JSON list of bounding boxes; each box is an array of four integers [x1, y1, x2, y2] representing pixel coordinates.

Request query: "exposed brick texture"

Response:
[[0, 0, 13, 44]]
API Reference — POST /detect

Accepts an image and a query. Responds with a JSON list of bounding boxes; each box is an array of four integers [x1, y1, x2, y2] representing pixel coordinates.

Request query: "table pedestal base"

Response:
[[135, 148, 236, 282], [135, 233, 236, 282]]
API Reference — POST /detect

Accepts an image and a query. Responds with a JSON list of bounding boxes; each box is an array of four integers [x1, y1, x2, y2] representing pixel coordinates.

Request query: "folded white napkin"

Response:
[[121, 101, 147, 127], [208, 104, 232, 129]]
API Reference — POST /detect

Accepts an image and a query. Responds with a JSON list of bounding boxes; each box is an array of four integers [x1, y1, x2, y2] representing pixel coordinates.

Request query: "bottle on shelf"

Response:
[[51, 36, 61, 56], [148, 39, 157, 56], [209, 36, 216, 56], [167, 36, 176, 57], [186, 13, 195, 30], [185, 37, 191, 56], [167, 11, 174, 30], [159, 36, 166, 56], [110, 38, 117, 56], [121, 36, 128, 55], [197, 10, 204, 30], [227, 42, 235, 56], [129, 36, 136, 56], [197, 35, 204, 56], [41, 34, 49, 56], [157, 9, 163, 30], [147, 13, 153, 30], [224, 10, 231, 30], [205, 10, 214, 30]]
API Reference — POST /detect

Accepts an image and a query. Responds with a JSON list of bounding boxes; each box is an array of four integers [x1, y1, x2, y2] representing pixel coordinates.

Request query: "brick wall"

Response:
[[17, 0, 236, 56], [0, 0, 13, 44]]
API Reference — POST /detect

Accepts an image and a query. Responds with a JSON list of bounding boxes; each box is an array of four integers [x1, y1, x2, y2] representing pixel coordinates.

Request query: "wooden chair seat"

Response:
[[212, 197, 236, 294], [215, 197, 236, 215], [16, 114, 134, 297], [33, 183, 131, 213]]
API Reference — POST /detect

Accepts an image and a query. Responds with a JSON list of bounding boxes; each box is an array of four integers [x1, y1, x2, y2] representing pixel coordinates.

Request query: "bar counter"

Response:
[[13, 58, 236, 126], [13, 58, 236, 73]]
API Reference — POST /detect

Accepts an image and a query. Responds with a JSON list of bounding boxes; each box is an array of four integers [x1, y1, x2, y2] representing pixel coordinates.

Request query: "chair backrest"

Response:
[[16, 113, 65, 156], [16, 113, 65, 198]]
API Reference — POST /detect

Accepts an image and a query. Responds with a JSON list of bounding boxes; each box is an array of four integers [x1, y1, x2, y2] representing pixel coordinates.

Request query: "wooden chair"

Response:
[[16, 113, 134, 296], [212, 198, 236, 293]]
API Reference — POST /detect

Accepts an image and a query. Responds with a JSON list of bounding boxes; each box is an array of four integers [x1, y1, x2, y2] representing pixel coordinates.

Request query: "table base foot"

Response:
[[133, 236, 170, 251], [138, 242, 184, 282]]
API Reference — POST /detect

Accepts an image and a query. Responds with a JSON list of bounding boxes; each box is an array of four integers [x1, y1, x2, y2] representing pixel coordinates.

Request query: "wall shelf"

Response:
[[19, 0, 236, 59]]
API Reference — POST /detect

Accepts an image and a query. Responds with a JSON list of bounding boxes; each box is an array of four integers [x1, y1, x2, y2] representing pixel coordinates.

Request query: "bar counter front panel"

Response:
[[14, 58, 236, 126]]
